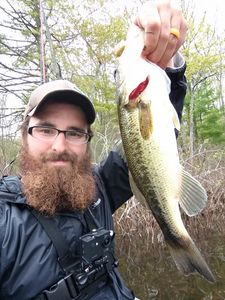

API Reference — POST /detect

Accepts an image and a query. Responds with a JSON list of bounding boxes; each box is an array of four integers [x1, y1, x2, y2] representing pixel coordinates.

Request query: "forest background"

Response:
[[0, 0, 225, 274]]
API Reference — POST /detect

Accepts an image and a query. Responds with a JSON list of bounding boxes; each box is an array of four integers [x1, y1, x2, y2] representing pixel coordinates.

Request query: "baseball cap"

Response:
[[24, 80, 96, 124]]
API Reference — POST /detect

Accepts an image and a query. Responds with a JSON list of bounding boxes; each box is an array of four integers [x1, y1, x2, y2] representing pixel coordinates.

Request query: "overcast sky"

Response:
[[189, 0, 224, 34]]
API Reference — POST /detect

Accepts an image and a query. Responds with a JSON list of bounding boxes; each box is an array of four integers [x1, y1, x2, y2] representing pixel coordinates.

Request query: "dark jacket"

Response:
[[0, 64, 186, 300]]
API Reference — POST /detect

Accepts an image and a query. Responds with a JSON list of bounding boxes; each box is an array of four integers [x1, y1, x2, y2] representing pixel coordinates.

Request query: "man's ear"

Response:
[[19, 116, 30, 145]]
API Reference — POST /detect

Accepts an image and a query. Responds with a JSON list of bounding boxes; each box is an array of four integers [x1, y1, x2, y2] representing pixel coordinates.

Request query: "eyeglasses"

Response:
[[28, 126, 93, 145]]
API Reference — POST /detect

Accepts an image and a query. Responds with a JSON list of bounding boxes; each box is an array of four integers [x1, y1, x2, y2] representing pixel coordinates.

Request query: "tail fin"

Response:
[[167, 239, 216, 283]]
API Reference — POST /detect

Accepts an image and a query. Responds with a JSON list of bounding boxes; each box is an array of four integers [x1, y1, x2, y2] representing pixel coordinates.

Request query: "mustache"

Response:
[[40, 151, 77, 163]]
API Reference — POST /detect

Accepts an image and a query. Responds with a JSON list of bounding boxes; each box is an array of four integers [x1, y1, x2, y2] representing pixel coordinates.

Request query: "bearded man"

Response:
[[19, 97, 96, 215], [0, 2, 187, 299]]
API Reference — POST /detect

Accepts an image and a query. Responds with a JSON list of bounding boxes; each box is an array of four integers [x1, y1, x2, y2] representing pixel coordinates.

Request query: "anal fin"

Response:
[[179, 168, 208, 216]]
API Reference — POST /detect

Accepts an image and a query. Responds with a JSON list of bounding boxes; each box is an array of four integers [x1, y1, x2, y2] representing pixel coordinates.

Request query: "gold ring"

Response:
[[170, 28, 180, 39]]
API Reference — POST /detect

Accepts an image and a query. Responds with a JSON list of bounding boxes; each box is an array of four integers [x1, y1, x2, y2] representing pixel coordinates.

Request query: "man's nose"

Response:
[[51, 132, 67, 152]]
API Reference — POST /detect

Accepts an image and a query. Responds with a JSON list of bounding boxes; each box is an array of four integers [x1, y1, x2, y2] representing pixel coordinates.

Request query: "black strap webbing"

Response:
[[30, 209, 72, 271], [29, 207, 101, 271], [84, 207, 100, 230]]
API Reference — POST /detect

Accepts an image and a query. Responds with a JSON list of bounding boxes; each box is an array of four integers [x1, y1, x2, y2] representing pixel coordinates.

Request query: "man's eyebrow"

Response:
[[34, 122, 86, 132], [68, 126, 87, 132], [35, 121, 55, 127]]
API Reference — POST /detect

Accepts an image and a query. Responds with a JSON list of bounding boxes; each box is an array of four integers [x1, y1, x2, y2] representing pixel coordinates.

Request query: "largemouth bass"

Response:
[[115, 25, 215, 283]]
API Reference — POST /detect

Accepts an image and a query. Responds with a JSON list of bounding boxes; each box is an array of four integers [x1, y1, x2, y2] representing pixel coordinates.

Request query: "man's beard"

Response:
[[19, 146, 96, 215]]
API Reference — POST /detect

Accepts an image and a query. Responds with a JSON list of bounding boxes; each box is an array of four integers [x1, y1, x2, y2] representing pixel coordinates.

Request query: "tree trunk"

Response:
[[189, 90, 195, 159]]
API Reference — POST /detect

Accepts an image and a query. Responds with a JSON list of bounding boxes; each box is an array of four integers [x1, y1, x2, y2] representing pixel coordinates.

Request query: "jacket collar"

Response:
[[0, 175, 26, 204]]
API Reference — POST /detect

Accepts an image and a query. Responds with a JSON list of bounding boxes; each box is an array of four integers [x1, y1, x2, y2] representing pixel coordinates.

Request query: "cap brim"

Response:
[[28, 89, 96, 124]]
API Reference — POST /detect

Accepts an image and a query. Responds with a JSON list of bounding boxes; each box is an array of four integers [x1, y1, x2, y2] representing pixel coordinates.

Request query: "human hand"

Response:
[[134, 0, 187, 69]]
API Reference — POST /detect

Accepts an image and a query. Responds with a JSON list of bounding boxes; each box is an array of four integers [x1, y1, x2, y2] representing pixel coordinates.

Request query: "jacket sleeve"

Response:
[[166, 52, 187, 122], [99, 57, 187, 213], [98, 151, 133, 214], [0, 201, 6, 284]]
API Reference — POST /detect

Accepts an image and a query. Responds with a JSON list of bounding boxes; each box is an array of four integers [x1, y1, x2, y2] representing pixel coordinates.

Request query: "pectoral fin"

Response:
[[179, 168, 208, 216], [138, 101, 153, 140]]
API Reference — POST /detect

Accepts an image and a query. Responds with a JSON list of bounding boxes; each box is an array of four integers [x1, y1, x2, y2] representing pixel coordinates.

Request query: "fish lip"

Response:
[[125, 97, 141, 109]]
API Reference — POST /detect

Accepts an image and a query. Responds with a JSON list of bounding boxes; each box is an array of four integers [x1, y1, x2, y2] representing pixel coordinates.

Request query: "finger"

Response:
[[174, 16, 188, 54], [146, 2, 172, 64], [156, 9, 181, 68], [135, 2, 161, 54], [158, 8, 187, 68], [143, 13, 161, 54], [157, 35, 178, 69]]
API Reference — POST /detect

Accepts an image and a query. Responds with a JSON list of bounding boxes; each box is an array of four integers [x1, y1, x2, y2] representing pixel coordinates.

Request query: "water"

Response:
[[116, 235, 225, 300]]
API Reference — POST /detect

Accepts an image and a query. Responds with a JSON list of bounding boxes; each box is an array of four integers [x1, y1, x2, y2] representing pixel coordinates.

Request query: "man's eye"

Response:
[[67, 131, 83, 138], [37, 128, 56, 135]]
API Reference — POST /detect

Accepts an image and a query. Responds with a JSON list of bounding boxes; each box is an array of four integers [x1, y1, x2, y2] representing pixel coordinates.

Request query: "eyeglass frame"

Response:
[[27, 125, 93, 144]]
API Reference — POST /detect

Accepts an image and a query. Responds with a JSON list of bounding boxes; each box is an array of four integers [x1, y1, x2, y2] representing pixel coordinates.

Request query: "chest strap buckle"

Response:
[[42, 274, 77, 300]]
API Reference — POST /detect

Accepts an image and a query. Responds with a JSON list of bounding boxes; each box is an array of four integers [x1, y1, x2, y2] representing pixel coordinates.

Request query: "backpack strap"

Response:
[[83, 207, 100, 230], [30, 207, 103, 272], [29, 209, 74, 272]]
